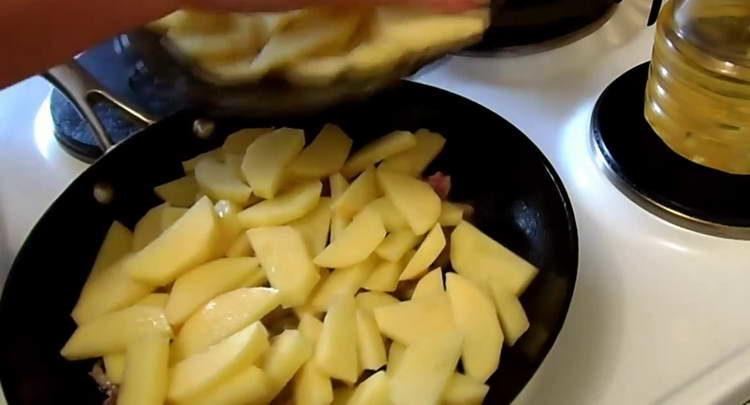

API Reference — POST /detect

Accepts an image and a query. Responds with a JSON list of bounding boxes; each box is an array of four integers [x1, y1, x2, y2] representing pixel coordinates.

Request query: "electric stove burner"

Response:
[[467, 0, 619, 55], [591, 62, 750, 240]]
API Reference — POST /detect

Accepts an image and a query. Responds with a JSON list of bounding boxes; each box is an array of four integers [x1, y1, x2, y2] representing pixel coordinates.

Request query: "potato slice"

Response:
[[399, 224, 445, 281], [377, 169, 440, 235], [442, 373, 490, 405], [225, 233, 253, 257], [213, 199, 244, 254], [222, 128, 274, 155], [451, 221, 538, 296], [342, 131, 416, 178], [356, 308, 387, 371], [349, 370, 390, 405], [373, 292, 455, 345], [355, 291, 399, 314], [314, 208, 386, 268], [263, 329, 314, 400], [161, 206, 188, 230], [166, 257, 261, 326], [118, 334, 170, 405], [150, 10, 233, 33], [166, 21, 258, 60], [329, 173, 351, 241], [132, 203, 169, 251], [182, 148, 222, 173], [104, 353, 125, 384], [411, 267, 444, 300], [366, 197, 409, 232], [331, 167, 380, 219], [172, 287, 280, 362], [154, 176, 199, 208], [298, 313, 324, 343], [290, 197, 332, 256], [379, 129, 446, 176], [61, 305, 172, 360], [332, 387, 355, 405], [248, 226, 321, 307], [362, 250, 414, 293], [293, 361, 334, 405], [287, 124, 353, 179], [439, 201, 464, 226], [375, 229, 420, 262], [310, 255, 378, 312], [237, 179, 322, 227], [446, 273, 503, 382], [389, 332, 463, 405], [315, 295, 359, 384], [168, 322, 269, 402], [71, 256, 154, 324], [126, 197, 218, 286], [136, 293, 169, 308], [180, 366, 269, 405], [387, 341, 406, 375], [489, 282, 529, 346], [241, 128, 305, 199], [195, 157, 252, 204]]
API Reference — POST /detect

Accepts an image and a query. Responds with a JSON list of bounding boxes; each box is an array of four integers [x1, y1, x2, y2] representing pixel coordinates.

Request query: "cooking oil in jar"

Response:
[[644, 0, 750, 174]]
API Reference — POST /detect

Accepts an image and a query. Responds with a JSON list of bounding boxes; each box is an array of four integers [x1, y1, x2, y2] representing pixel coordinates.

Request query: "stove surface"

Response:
[[1, 1, 749, 404]]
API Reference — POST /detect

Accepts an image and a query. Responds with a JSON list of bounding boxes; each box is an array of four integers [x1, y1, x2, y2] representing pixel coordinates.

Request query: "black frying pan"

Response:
[[0, 80, 578, 404]]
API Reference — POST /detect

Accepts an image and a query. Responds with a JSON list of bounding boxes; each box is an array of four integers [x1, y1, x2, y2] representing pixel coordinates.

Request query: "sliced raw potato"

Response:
[[137, 293, 169, 308], [399, 224, 445, 281], [181, 366, 269, 405], [389, 332, 463, 405], [387, 341, 406, 375], [363, 251, 414, 292], [262, 329, 314, 400], [451, 221, 538, 296], [126, 197, 218, 286], [168, 322, 269, 402], [446, 273, 503, 382], [166, 19, 259, 60], [329, 173, 351, 241], [290, 197, 332, 256], [314, 208, 386, 268], [379, 129, 446, 176], [355, 291, 399, 314], [149, 10, 233, 33], [348, 371, 391, 405], [489, 282, 529, 346], [248, 226, 321, 307], [161, 206, 188, 230], [411, 267, 443, 300], [310, 255, 378, 312], [71, 257, 154, 324], [332, 387, 355, 405], [439, 201, 464, 226], [155, 176, 199, 208], [237, 179, 322, 227], [342, 131, 416, 178], [375, 229, 420, 262], [118, 334, 170, 405], [366, 197, 409, 232], [288, 124, 353, 179], [298, 313, 324, 343], [293, 362, 334, 405], [377, 168, 441, 235], [373, 292, 455, 345], [195, 157, 252, 204], [442, 373, 490, 405], [223, 153, 245, 179], [356, 308, 387, 371], [132, 204, 169, 251], [61, 305, 172, 360], [182, 149, 222, 173], [221, 128, 273, 155], [315, 295, 358, 384], [104, 353, 126, 384], [166, 257, 261, 326], [225, 233, 253, 257], [241, 128, 305, 199], [332, 167, 380, 219], [90, 221, 133, 276], [172, 287, 280, 361], [213, 199, 244, 254]]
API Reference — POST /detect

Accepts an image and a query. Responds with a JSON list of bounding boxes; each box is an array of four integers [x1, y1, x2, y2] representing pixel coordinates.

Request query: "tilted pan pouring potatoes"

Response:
[[0, 6, 577, 405]]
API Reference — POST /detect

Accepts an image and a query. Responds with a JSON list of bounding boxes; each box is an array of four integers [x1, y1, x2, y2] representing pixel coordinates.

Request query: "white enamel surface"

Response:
[[1, 1, 750, 404]]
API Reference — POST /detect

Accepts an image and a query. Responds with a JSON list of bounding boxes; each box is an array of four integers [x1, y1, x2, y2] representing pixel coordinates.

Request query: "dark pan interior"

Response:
[[0, 81, 577, 404]]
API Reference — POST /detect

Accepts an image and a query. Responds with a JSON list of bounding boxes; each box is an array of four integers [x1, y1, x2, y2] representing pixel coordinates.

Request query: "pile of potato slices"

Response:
[[61, 125, 538, 405], [148, 7, 489, 86]]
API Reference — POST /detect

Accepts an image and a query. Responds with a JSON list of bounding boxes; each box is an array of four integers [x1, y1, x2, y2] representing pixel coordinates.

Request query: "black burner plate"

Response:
[[591, 62, 750, 238]]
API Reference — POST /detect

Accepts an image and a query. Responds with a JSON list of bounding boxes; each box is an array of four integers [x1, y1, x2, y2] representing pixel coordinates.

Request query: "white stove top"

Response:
[[2, 2, 749, 404]]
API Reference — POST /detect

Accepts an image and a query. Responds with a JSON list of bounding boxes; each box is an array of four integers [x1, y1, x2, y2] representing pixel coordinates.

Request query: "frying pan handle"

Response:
[[43, 61, 156, 152]]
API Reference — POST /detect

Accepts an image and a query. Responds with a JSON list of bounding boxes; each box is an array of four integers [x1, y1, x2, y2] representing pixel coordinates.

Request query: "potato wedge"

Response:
[[237, 179, 322, 227], [298, 313, 324, 343], [356, 308, 387, 371], [373, 292, 455, 345], [310, 255, 378, 312], [103, 353, 125, 384], [225, 233, 253, 257], [489, 282, 529, 346], [132, 203, 169, 251], [411, 267, 443, 300], [379, 129, 446, 176], [263, 329, 314, 400], [362, 250, 414, 292], [222, 128, 274, 155], [439, 201, 464, 226], [342, 131, 416, 178], [161, 206, 188, 230], [195, 157, 252, 204], [329, 173, 351, 241], [287, 124, 353, 179], [118, 334, 170, 405], [290, 197, 332, 256], [365, 197, 409, 232], [355, 291, 399, 314], [349, 370, 390, 405], [241, 128, 305, 199], [314, 208, 386, 268], [331, 167, 380, 219], [377, 168, 440, 235], [154, 176, 199, 208], [213, 199, 244, 254], [180, 366, 269, 405], [315, 295, 359, 384], [182, 148, 222, 173], [442, 373, 490, 405], [387, 341, 406, 375], [399, 223, 445, 281], [375, 229, 420, 262], [136, 293, 169, 308]]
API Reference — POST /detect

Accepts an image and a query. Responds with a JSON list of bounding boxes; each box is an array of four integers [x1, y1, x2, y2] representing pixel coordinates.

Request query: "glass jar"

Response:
[[644, 0, 750, 174]]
